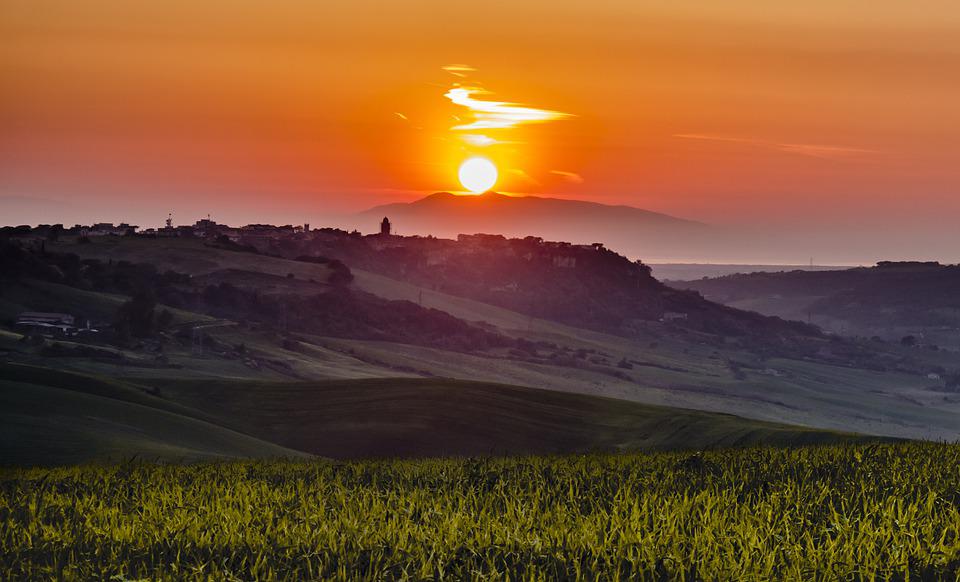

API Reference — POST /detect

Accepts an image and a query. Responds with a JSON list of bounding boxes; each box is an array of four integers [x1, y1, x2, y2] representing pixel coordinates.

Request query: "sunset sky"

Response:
[[2, 1, 959, 261]]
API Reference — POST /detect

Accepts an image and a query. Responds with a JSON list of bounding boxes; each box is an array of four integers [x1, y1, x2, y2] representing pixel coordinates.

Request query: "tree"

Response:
[[328, 259, 354, 286], [115, 290, 157, 339]]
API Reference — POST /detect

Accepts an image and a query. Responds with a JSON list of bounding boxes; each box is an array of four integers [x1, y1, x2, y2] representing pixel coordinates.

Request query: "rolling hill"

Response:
[[673, 262, 960, 350], [0, 364, 306, 466], [0, 364, 864, 465], [24, 236, 960, 442], [144, 376, 871, 458]]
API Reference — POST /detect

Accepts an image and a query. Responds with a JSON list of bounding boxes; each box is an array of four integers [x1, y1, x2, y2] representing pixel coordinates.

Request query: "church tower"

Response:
[[380, 216, 391, 236]]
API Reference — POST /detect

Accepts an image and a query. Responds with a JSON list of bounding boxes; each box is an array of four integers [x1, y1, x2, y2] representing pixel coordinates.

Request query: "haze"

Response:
[[3, 0, 960, 263]]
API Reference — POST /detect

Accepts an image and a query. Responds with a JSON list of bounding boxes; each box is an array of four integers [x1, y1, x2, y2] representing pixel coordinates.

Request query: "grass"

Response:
[[0, 364, 862, 465], [0, 278, 213, 327], [0, 365, 306, 466], [1, 442, 958, 579], [133, 378, 859, 458], [48, 237, 334, 283], [136, 375, 868, 459]]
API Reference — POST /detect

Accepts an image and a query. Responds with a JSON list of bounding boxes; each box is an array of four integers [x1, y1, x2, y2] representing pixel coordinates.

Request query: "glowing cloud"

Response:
[[442, 64, 476, 78], [550, 170, 584, 184], [439, 67, 576, 192], [509, 168, 541, 186], [444, 87, 573, 131], [461, 134, 498, 147]]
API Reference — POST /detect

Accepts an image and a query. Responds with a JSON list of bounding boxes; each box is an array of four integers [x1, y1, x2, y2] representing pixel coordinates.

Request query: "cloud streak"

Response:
[[673, 134, 879, 160], [444, 87, 573, 131], [460, 134, 497, 147], [441, 64, 476, 78], [508, 168, 541, 186], [550, 170, 584, 184], [440, 66, 578, 190]]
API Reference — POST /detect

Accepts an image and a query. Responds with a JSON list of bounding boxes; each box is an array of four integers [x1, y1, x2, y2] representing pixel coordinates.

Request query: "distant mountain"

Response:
[[358, 192, 720, 261]]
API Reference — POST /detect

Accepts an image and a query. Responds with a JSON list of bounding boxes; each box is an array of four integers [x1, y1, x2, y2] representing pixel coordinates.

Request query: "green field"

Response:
[[1, 364, 861, 465], [2, 442, 958, 580], [139, 376, 864, 458], [0, 365, 306, 466]]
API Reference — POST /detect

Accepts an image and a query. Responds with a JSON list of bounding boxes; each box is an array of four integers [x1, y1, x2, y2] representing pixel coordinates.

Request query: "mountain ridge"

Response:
[[368, 191, 706, 227], [357, 191, 717, 260]]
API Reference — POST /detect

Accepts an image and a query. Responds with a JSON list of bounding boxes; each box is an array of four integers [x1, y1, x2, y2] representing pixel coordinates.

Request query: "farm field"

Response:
[[0, 364, 859, 464], [2, 442, 958, 580]]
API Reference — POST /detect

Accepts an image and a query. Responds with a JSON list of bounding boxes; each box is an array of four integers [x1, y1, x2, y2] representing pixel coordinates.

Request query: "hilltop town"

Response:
[[1, 216, 743, 337], [3, 214, 930, 366], [2, 215, 612, 265]]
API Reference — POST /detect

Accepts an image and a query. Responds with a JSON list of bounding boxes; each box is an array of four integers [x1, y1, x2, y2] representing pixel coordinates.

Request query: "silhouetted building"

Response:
[[193, 218, 222, 238], [86, 223, 137, 236], [661, 311, 688, 322], [15, 312, 76, 336], [380, 217, 391, 236]]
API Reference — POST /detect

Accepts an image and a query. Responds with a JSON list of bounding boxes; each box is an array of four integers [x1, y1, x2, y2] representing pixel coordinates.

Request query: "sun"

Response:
[[458, 157, 498, 193]]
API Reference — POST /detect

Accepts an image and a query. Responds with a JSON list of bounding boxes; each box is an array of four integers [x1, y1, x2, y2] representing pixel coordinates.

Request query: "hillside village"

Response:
[[1, 216, 782, 338], [2, 215, 949, 351], [1, 215, 953, 369], [3, 216, 616, 269]]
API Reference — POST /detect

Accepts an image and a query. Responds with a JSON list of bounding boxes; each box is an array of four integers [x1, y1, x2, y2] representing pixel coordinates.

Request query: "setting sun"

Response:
[[458, 157, 498, 193], [4, 2, 960, 577]]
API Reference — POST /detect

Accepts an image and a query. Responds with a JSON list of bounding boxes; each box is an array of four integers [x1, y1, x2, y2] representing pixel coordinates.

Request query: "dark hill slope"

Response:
[[297, 228, 826, 350], [673, 262, 960, 349], [0, 365, 866, 465], [0, 365, 305, 466], [144, 376, 867, 459]]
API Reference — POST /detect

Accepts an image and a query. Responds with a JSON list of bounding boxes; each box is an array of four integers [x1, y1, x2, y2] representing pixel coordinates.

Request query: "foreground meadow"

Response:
[[2, 443, 959, 580]]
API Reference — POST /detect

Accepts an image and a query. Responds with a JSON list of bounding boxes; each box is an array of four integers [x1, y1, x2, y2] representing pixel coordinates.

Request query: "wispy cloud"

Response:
[[673, 134, 879, 160], [461, 134, 497, 147], [440, 65, 577, 188], [509, 168, 540, 186], [549, 170, 584, 184], [442, 64, 476, 78], [444, 86, 573, 131], [394, 111, 421, 130], [775, 143, 879, 159]]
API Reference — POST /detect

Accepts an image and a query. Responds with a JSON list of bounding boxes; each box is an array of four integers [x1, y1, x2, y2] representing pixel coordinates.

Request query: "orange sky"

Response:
[[2, 1, 960, 251]]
